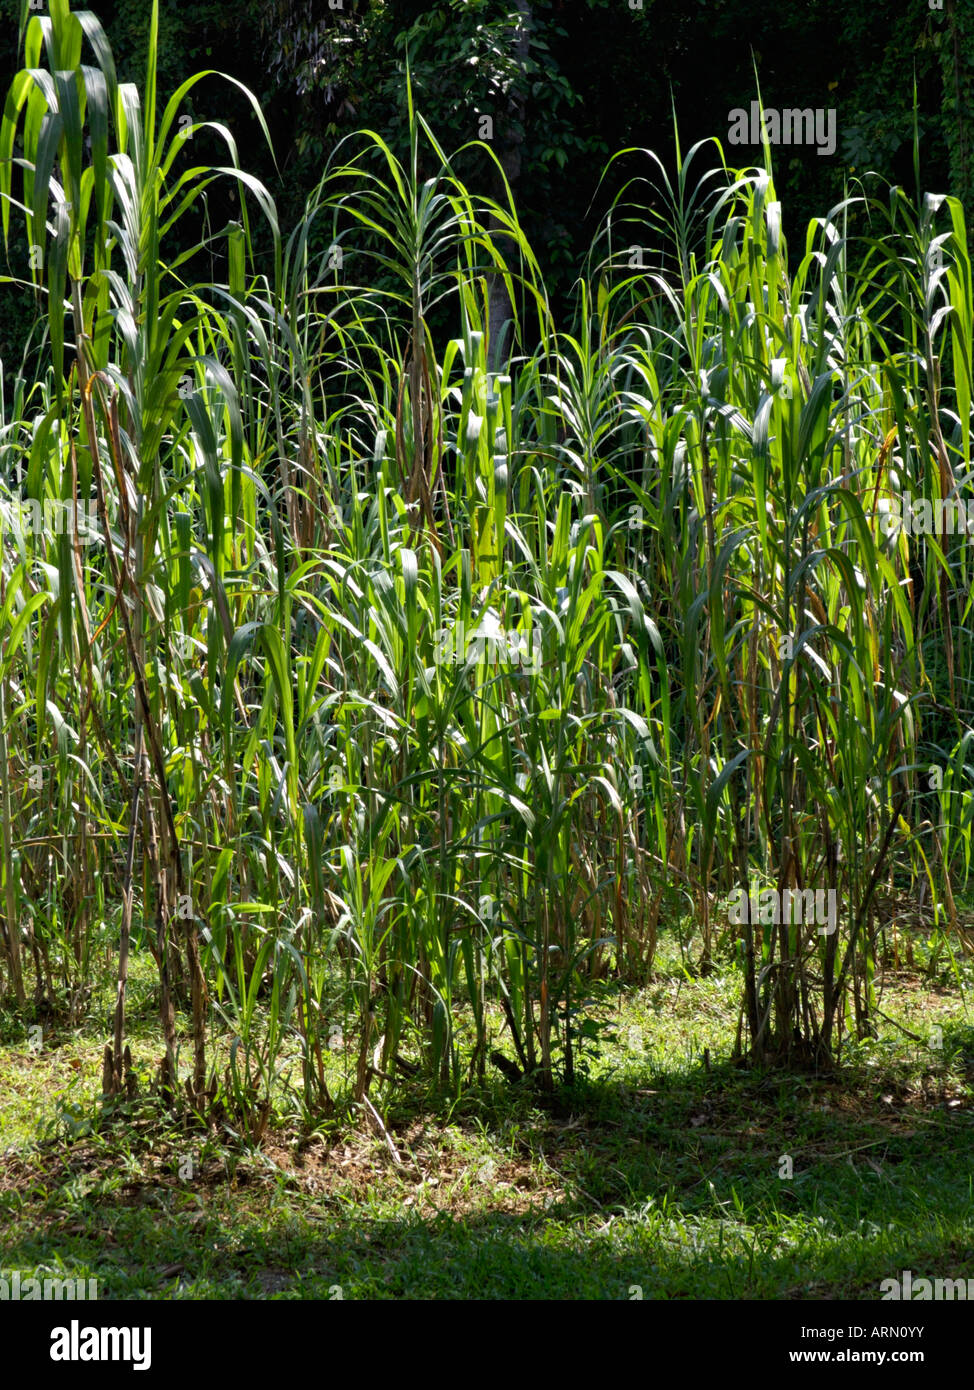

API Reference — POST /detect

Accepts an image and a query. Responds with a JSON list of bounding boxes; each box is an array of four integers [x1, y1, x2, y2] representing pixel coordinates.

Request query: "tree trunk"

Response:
[[486, 0, 532, 374]]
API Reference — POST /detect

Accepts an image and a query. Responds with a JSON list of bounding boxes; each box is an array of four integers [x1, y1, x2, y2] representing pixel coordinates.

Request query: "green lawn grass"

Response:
[[2, 940, 971, 1300]]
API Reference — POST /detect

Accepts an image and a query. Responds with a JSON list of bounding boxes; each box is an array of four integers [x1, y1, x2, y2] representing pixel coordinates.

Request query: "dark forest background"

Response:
[[0, 0, 970, 391]]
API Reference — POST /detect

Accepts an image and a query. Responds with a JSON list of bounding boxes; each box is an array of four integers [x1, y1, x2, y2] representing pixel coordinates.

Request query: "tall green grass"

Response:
[[1, 2, 971, 1120]]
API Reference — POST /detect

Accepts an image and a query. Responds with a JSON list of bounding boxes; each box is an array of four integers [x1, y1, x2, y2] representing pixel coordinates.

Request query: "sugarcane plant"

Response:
[[0, 0, 279, 1106], [0, 3, 971, 1125]]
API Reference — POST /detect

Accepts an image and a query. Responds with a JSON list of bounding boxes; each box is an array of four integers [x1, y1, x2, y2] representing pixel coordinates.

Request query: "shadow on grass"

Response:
[[1, 1055, 972, 1299]]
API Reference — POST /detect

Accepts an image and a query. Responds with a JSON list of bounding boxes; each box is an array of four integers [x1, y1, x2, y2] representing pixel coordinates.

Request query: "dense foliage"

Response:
[[1, 0, 970, 395], [0, 3, 971, 1132]]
